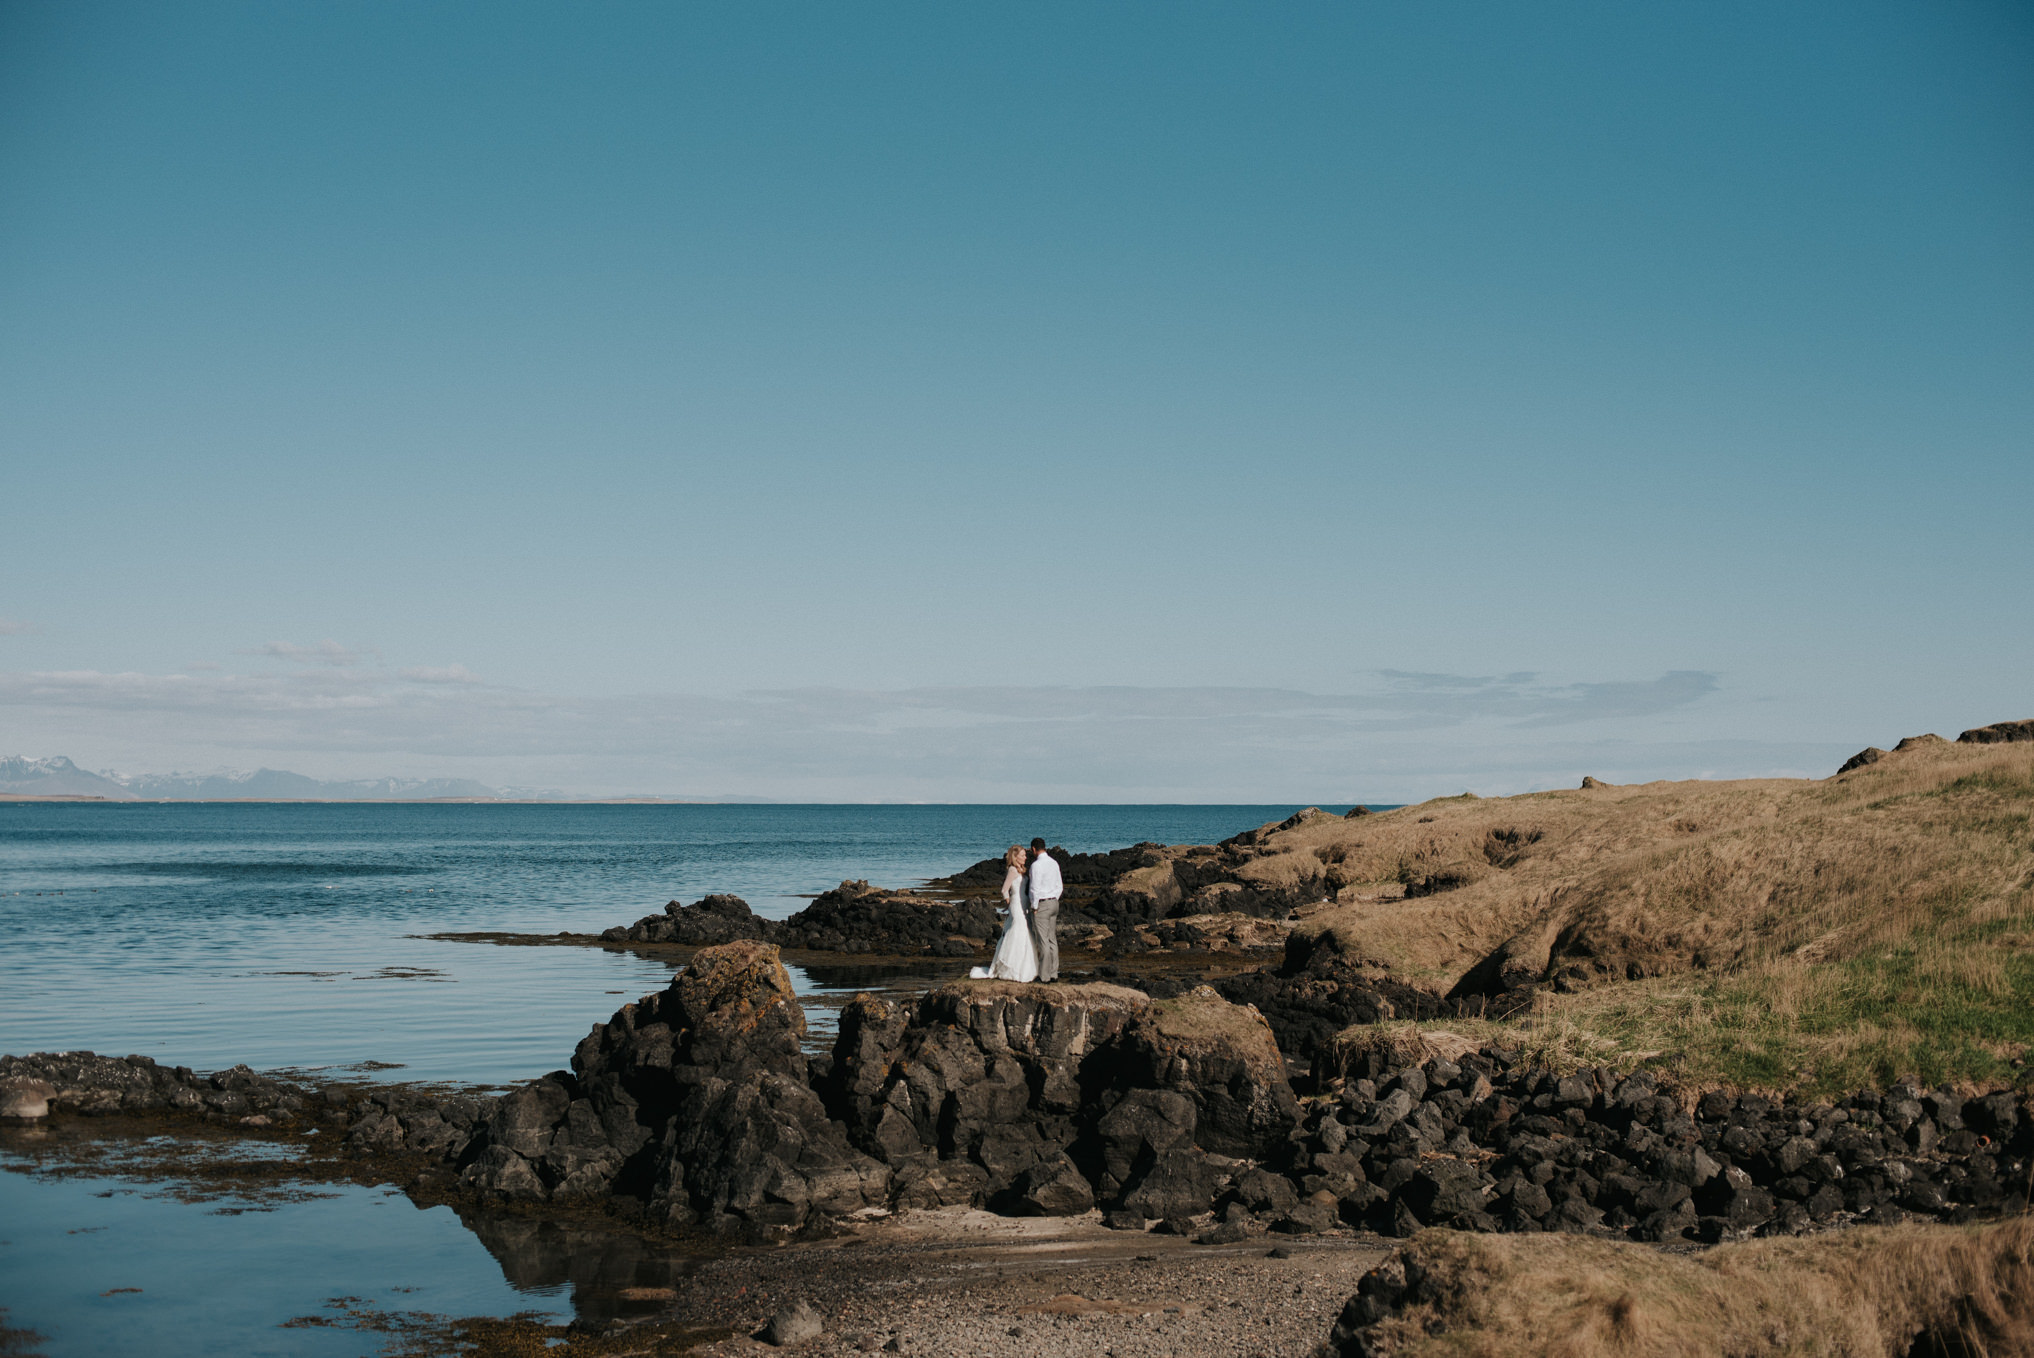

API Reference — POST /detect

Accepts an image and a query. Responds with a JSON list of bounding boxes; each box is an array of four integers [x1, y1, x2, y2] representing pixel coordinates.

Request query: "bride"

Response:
[[970, 844, 1039, 982]]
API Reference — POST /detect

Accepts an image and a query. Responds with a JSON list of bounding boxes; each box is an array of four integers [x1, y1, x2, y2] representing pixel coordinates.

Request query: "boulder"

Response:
[[826, 980, 1146, 1209], [1015, 1153, 1097, 1216], [1108, 986, 1299, 1159], [763, 1301, 825, 1346], [462, 940, 889, 1236], [0, 1077, 54, 1119], [1218, 929, 1452, 1062]]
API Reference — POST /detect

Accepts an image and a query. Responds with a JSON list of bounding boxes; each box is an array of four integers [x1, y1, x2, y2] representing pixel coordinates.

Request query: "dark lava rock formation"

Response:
[[602, 882, 1001, 958], [1211, 927, 1455, 1065], [1271, 1041, 2033, 1246], [455, 942, 1299, 1237], [11, 943, 2030, 1254], [0, 1051, 308, 1121], [1959, 718, 2034, 745], [462, 938, 890, 1233]]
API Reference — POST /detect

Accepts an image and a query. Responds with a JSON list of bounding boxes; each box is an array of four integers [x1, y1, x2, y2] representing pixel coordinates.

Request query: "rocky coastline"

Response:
[[12, 728, 2034, 1355], [8, 945, 2028, 1251]]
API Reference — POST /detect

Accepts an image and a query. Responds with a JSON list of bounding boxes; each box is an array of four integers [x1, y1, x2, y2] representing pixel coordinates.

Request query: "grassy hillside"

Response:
[[1334, 1219, 2034, 1358], [1248, 732, 2034, 1094]]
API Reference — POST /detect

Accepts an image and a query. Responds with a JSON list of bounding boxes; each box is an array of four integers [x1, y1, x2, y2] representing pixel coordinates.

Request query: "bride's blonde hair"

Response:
[[1004, 844, 1026, 868]]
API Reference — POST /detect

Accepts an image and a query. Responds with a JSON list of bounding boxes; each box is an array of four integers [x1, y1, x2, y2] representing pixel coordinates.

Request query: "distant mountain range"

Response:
[[0, 755, 502, 800], [0, 755, 775, 802]]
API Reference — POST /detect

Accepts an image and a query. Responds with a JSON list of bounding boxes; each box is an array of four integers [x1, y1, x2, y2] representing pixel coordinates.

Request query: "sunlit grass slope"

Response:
[[1250, 733, 2034, 1094]]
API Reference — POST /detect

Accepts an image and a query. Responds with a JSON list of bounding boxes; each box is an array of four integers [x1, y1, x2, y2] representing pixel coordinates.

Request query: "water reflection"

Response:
[[455, 1205, 700, 1325], [784, 958, 965, 1052]]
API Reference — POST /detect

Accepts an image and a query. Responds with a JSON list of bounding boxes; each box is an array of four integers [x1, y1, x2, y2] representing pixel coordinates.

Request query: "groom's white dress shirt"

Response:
[[1028, 852, 1063, 901]]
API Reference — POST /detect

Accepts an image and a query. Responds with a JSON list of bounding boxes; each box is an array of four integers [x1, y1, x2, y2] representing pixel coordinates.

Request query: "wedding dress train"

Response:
[[970, 863, 1039, 982]]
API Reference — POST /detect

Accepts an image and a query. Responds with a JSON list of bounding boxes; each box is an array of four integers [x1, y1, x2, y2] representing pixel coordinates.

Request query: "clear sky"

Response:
[[2, 1, 2029, 800]]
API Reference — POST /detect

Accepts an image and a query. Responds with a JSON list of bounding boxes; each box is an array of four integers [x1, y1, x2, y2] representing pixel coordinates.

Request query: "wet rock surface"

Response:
[[0, 1051, 310, 1122]]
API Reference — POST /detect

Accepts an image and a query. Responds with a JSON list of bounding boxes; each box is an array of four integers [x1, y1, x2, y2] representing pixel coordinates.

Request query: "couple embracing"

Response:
[[969, 837, 1062, 984]]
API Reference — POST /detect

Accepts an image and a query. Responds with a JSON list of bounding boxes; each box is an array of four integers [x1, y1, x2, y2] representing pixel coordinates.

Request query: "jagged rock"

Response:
[[462, 940, 888, 1236], [1015, 1153, 1096, 1216], [1838, 746, 1888, 774], [612, 893, 773, 946], [1217, 929, 1451, 1063], [607, 884, 1001, 957], [1094, 1089, 1197, 1201], [1958, 719, 2034, 745], [827, 980, 1145, 1213], [0, 1052, 302, 1120], [1111, 986, 1298, 1158], [1398, 1160, 1489, 1225], [1120, 1149, 1220, 1220]]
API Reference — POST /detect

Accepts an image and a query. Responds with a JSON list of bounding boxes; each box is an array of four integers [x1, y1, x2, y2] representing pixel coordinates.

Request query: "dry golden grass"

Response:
[[1260, 737, 2034, 1092], [1348, 1218, 2034, 1357]]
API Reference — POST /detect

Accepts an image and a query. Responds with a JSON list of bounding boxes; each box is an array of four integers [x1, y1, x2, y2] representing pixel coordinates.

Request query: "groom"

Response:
[[1025, 837, 1062, 983]]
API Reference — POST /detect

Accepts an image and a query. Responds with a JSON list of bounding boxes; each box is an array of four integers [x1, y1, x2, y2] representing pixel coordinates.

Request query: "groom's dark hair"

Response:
[[1030, 838, 1047, 852]]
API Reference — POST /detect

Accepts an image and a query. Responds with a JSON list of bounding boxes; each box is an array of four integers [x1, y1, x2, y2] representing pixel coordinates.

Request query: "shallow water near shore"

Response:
[[1, 801, 1303, 1353], [0, 1149, 577, 1357]]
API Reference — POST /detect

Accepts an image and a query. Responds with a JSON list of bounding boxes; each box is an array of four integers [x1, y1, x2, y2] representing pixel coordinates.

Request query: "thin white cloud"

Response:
[[0, 664, 1773, 799], [0, 618, 32, 636], [397, 665, 483, 685], [242, 639, 371, 667]]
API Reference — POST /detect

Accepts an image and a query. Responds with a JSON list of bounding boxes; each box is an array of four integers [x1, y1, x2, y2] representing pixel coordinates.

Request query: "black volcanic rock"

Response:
[[461, 939, 889, 1237], [602, 883, 1000, 957], [1215, 928, 1452, 1064], [1958, 719, 2034, 745]]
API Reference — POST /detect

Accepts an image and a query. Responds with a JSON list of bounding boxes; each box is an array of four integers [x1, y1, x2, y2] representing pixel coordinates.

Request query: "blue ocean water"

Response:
[[0, 802, 1305, 1084], [0, 802, 1311, 1356]]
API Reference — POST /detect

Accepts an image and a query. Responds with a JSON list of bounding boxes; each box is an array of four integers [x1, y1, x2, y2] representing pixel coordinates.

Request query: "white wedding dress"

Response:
[[970, 864, 1039, 982]]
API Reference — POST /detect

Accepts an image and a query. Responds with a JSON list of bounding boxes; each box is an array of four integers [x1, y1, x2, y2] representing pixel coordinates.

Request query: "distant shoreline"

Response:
[[0, 794, 745, 805]]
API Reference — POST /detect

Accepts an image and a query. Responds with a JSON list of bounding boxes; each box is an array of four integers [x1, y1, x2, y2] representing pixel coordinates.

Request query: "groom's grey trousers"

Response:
[[1028, 895, 1061, 982]]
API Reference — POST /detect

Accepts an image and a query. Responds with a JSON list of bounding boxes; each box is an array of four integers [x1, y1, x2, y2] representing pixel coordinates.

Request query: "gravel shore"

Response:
[[671, 1208, 1388, 1358]]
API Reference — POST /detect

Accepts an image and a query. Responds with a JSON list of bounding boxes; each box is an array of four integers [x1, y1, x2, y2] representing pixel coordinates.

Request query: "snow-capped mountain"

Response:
[[0, 755, 136, 798]]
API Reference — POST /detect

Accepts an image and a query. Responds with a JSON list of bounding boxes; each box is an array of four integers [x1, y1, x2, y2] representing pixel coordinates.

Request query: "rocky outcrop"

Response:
[[936, 831, 1335, 941], [601, 884, 1000, 958], [1213, 928, 1452, 1063], [1959, 719, 2034, 745], [460, 954, 1301, 1233], [771, 880, 1000, 955], [1442, 916, 1564, 1019], [460, 940, 889, 1237], [1271, 1036, 2034, 1246], [0, 1052, 308, 1122], [1837, 746, 1887, 774], [822, 978, 1298, 1222]]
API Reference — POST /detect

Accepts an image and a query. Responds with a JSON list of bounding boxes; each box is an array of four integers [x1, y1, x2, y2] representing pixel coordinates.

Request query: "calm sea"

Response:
[[0, 802, 1312, 1084], [0, 802, 1316, 1356]]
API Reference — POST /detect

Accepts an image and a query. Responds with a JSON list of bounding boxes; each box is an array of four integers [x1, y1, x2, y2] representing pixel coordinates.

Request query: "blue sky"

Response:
[[2, 1, 2029, 799]]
